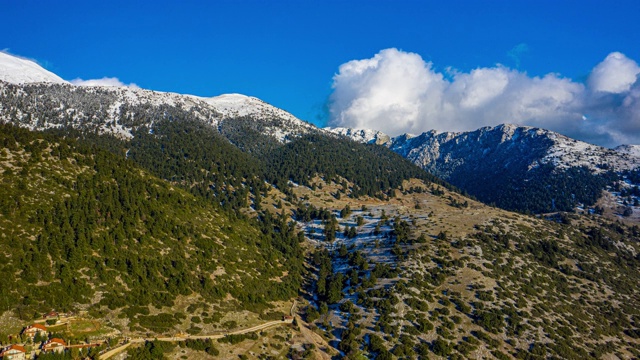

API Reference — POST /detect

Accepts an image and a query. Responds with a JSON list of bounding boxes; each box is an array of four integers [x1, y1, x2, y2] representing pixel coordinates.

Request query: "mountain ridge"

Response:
[[0, 80, 318, 143], [327, 123, 640, 172], [328, 124, 640, 213], [0, 52, 316, 143], [2, 51, 639, 216]]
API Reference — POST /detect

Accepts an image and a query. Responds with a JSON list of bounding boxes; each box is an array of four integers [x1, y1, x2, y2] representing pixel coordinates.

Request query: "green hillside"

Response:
[[288, 180, 640, 359], [265, 133, 448, 198], [0, 124, 301, 330]]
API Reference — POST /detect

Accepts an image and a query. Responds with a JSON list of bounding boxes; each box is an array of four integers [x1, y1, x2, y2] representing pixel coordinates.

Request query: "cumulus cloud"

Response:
[[71, 77, 139, 88], [330, 49, 445, 135], [588, 52, 640, 93], [328, 48, 640, 147]]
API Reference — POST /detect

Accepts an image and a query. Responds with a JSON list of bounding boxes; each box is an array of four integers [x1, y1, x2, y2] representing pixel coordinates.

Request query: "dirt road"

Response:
[[100, 302, 296, 360]]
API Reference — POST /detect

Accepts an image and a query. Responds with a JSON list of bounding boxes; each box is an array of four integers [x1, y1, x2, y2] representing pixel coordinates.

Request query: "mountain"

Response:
[[1, 52, 638, 216], [616, 144, 640, 158], [0, 55, 439, 209], [324, 126, 391, 145], [328, 124, 640, 214], [0, 81, 317, 143], [0, 52, 68, 84], [3, 120, 640, 359], [291, 178, 640, 360], [0, 53, 316, 146], [329, 123, 640, 173], [204, 93, 315, 140], [0, 123, 302, 329]]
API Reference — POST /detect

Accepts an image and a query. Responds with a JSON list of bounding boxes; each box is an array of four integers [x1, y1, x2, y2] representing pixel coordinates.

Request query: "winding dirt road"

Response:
[[100, 301, 296, 359]]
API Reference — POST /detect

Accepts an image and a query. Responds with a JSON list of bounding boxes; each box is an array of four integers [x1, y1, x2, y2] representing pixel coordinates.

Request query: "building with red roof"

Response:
[[0, 344, 26, 360], [22, 323, 48, 339], [42, 338, 66, 353]]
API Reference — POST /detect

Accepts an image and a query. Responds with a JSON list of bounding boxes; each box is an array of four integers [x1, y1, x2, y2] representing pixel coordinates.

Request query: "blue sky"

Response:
[[2, 0, 640, 145]]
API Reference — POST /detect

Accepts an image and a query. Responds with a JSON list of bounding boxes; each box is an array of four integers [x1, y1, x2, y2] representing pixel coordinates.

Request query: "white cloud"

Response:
[[71, 77, 139, 88], [588, 52, 640, 93], [330, 49, 445, 135], [328, 48, 640, 147]]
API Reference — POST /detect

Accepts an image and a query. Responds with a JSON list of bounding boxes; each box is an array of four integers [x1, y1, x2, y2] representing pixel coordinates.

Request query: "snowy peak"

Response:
[[205, 93, 303, 123], [0, 79, 319, 144], [329, 123, 640, 174], [324, 126, 391, 145], [0, 52, 68, 85], [203, 93, 317, 142], [537, 129, 640, 172], [0, 51, 315, 142], [615, 144, 640, 157]]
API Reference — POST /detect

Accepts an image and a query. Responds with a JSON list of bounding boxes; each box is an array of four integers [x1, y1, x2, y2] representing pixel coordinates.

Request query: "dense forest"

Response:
[[0, 113, 445, 333], [457, 163, 617, 213], [0, 123, 302, 326], [127, 118, 267, 212], [264, 134, 447, 198]]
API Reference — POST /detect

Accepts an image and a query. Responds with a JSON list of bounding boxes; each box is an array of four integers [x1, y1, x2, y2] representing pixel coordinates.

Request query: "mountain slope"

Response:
[[616, 144, 640, 158], [0, 124, 302, 332], [324, 126, 391, 145], [290, 177, 640, 359], [329, 124, 640, 213], [330, 124, 640, 174], [0, 80, 320, 143], [264, 133, 446, 198], [0, 51, 317, 146]]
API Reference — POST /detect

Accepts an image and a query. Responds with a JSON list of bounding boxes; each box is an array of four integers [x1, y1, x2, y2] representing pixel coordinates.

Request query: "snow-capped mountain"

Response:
[[205, 93, 299, 123], [203, 93, 317, 142], [328, 124, 640, 213], [615, 144, 640, 158], [328, 123, 640, 174], [0, 52, 68, 84], [324, 126, 391, 145], [2, 51, 638, 215], [0, 53, 316, 142]]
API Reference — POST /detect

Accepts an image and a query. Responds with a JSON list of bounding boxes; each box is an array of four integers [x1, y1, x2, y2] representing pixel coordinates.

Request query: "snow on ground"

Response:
[[0, 54, 315, 143], [324, 127, 391, 145], [298, 208, 402, 273], [329, 124, 640, 175], [541, 133, 640, 172], [205, 93, 308, 125], [615, 144, 640, 158]]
